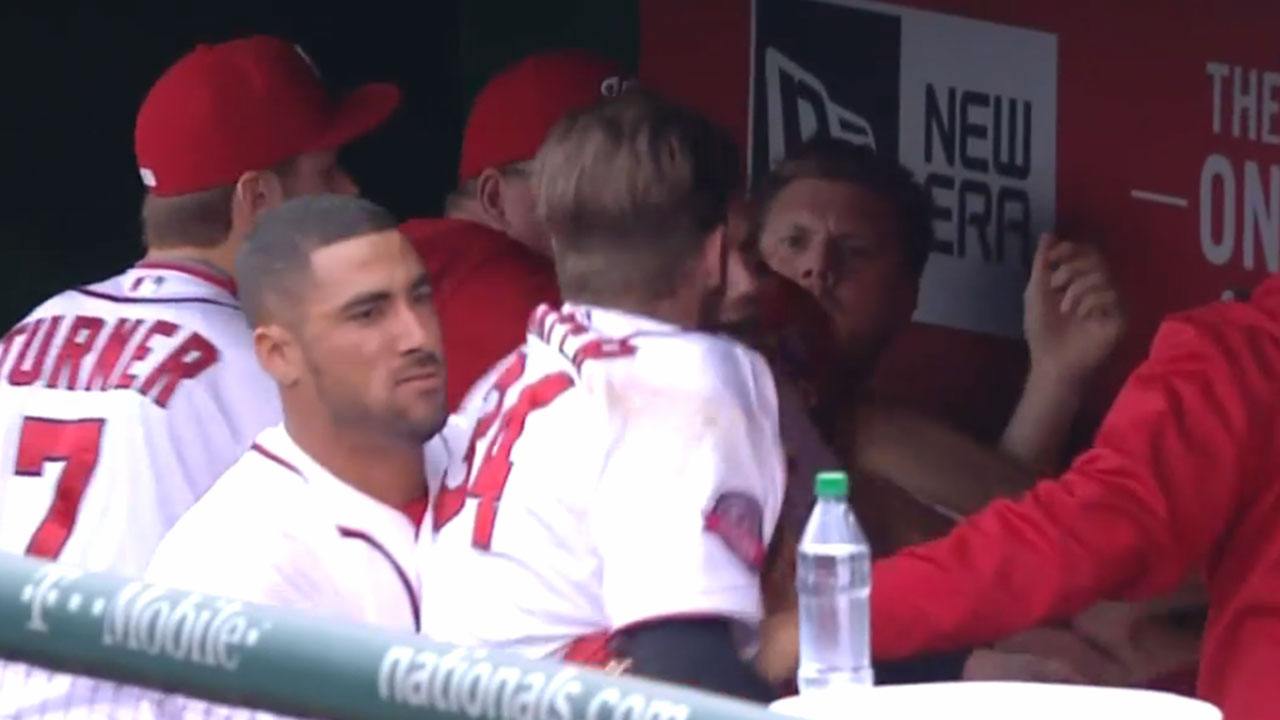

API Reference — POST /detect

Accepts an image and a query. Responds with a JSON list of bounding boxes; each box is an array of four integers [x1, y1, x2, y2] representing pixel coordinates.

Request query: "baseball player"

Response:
[[130, 194, 457, 718], [0, 36, 398, 716], [420, 90, 783, 701], [401, 49, 633, 410]]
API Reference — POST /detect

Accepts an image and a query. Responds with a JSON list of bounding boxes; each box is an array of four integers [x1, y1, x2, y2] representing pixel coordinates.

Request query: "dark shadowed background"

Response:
[[0, 0, 638, 328]]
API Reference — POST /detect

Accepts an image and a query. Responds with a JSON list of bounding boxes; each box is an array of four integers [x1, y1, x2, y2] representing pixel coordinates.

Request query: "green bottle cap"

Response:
[[814, 470, 850, 498]]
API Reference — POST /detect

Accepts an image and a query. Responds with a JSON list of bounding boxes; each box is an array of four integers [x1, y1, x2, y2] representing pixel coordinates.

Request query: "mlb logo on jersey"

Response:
[[127, 274, 166, 295]]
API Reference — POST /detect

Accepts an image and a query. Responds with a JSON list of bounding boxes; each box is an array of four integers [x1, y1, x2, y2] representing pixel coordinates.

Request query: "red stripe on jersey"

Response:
[[529, 304, 555, 340], [72, 287, 239, 311], [337, 526, 422, 632], [570, 338, 637, 370], [402, 496, 429, 536], [533, 307, 640, 371], [562, 631, 615, 667], [135, 258, 238, 297], [251, 443, 302, 477]]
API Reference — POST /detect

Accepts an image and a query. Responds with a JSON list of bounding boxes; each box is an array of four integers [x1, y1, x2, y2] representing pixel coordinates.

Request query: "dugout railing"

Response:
[[0, 551, 781, 720]]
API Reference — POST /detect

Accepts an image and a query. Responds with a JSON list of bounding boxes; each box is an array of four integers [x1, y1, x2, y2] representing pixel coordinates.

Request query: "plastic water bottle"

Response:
[[796, 469, 873, 693]]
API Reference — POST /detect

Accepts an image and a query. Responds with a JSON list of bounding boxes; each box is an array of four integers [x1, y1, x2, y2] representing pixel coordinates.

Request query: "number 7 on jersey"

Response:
[[13, 417, 106, 559]]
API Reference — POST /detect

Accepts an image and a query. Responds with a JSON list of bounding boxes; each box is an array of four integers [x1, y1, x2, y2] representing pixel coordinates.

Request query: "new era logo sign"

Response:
[[750, 0, 901, 181], [751, 0, 1057, 339], [764, 47, 877, 169]]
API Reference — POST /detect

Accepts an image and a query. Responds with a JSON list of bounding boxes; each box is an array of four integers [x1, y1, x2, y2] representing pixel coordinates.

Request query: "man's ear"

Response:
[[475, 168, 508, 226], [233, 169, 287, 224], [252, 323, 301, 388]]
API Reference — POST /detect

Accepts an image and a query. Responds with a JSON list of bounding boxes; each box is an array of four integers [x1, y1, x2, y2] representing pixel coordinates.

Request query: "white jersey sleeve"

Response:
[[122, 425, 430, 720], [589, 335, 786, 631], [132, 479, 329, 720], [142, 426, 423, 627], [144, 492, 333, 613]]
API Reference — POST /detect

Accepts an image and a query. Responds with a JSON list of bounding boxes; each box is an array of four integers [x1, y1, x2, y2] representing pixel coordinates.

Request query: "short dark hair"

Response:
[[752, 138, 935, 280], [533, 89, 741, 304], [141, 156, 303, 251], [235, 194, 399, 327]]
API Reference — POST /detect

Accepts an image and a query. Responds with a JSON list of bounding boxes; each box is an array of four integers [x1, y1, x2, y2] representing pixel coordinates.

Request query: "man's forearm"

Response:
[[999, 369, 1084, 474], [844, 401, 1036, 516]]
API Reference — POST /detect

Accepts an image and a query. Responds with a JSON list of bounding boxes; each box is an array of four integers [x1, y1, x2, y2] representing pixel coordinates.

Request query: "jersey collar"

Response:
[[135, 258, 238, 298], [561, 302, 685, 337], [256, 425, 425, 539]]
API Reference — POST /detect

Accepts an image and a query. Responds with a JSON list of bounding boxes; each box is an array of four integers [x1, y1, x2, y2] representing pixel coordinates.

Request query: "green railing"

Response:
[[0, 552, 781, 720]]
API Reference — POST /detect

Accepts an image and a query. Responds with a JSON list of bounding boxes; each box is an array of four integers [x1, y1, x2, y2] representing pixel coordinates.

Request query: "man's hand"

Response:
[[1069, 590, 1206, 684], [756, 607, 800, 688], [1024, 234, 1126, 388], [992, 626, 1131, 685], [962, 646, 1103, 685], [962, 630, 1136, 686]]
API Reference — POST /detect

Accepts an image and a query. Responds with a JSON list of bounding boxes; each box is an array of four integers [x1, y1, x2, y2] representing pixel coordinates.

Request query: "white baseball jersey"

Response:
[[419, 303, 786, 662], [0, 260, 280, 575], [0, 260, 281, 719], [146, 422, 445, 625], [146, 422, 446, 627], [114, 422, 453, 719]]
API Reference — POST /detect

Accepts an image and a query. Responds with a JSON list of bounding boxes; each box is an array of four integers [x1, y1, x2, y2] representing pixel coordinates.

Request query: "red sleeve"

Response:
[[871, 314, 1256, 659], [436, 259, 559, 411]]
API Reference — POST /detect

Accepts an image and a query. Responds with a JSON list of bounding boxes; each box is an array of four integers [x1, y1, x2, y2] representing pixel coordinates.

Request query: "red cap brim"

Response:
[[314, 81, 402, 151]]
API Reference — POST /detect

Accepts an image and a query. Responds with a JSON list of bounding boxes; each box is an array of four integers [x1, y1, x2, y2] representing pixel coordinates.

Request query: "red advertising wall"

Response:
[[639, 0, 1280, 442]]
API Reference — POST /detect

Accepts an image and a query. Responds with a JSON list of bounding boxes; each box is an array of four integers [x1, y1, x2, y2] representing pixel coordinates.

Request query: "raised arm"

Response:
[[1001, 234, 1125, 472]]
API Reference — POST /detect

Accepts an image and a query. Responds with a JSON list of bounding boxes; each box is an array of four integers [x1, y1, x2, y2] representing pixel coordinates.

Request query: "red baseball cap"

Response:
[[135, 35, 401, 197], [458, 49, 630, 183]]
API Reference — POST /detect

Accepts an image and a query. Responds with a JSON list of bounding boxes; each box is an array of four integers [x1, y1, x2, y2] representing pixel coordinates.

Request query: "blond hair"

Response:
[[533, 89, 739, 303]]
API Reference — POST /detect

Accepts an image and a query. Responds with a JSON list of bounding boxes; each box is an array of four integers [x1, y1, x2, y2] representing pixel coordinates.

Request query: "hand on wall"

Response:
[[1023, 233, 1127, 388]]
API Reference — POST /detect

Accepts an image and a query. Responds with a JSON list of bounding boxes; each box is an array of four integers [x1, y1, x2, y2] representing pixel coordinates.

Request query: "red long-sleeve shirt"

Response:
[[872, 274, 1280, 719]]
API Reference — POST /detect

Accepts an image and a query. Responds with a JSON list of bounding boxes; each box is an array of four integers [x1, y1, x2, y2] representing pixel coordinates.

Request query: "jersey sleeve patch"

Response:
[[704, 491, 766, 571]]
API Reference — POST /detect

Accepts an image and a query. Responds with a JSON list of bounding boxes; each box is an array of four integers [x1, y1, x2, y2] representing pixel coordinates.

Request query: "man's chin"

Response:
[[398, 407, 449, 444]]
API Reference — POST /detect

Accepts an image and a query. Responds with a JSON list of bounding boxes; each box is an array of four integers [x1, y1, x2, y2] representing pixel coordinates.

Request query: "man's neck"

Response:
[[570, 292, 702, 331], [144, 245, 236, 280], [284, 415, 426, 509]]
